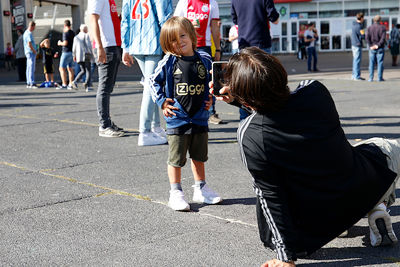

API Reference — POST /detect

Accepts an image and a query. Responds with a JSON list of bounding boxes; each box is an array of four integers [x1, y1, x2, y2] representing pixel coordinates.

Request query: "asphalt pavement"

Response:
[[0, 52, 399, 266]]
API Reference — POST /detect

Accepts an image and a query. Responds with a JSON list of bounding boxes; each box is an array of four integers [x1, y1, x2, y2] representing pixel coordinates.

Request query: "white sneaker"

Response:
[[152, 127, 167, 141], [138, 132, 167, 146], [192, 184, 222, 204], [368, 203, 398, 247], [168, 189, 190, 211]]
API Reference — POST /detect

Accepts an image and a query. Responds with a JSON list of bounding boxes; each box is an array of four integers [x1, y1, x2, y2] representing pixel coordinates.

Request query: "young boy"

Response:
[[215, 47, 398, 267], [150, 16, 222, 211], [39, 39, 55, 86], [4, 42, 14, 71]]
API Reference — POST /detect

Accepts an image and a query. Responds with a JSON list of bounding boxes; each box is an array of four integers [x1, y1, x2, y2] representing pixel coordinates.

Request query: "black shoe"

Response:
[[111, 122, 124, 132]]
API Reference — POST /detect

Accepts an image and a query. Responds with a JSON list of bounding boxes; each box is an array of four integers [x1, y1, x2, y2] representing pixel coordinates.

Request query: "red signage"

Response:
[[275, 0, 312, 3]]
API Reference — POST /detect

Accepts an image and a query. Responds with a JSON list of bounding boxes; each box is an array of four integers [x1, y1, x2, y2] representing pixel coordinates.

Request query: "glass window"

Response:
[[319, 1, 343, 18], [332, 36, 341, 49], [321, 36, 330, 50], [282, 22, 287, 36], [290, 2, 317, 19], [291, 22, 297, 36], [271, 38, 280, 53], [346, 36, 352, 49], [292, 37, 298, 51], [282, 37, 288, 51], [370, 0, 399, 16], [344, 0, 368, 17], [320, 21, 330, 34]]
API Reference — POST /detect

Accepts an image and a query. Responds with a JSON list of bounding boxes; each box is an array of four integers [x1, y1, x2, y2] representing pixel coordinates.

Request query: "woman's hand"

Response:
[[122, 52, 134, 67], [261, 259, 295, 267], [209, 81, 234, 104], [161, 98, 179, 117]]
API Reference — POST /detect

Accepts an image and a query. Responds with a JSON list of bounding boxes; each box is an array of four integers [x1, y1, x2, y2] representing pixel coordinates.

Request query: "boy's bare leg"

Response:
[[50, 73, 54, 82], [168, 165, 181, 184], [45, 73, 50, 82], [191, 159, 205, 182]]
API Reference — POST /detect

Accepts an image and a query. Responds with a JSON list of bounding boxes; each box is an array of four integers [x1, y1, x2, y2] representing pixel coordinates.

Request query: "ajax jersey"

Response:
[[174, 0, 220, 47]]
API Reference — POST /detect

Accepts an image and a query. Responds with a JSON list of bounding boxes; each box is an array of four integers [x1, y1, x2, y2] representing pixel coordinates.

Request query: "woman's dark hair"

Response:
[[225, 47, 290, 113]]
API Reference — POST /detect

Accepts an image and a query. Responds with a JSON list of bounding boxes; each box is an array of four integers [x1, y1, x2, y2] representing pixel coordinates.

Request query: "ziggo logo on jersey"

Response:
[[188, 12, 209, 21], [176, 83, 205, 96]]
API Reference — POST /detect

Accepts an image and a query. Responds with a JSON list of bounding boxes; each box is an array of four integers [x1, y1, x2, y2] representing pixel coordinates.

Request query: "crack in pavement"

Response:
[[0, 194, 103, 216]]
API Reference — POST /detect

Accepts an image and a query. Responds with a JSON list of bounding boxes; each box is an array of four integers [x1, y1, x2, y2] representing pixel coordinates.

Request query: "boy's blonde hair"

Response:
[[160, 16, 197, 55]]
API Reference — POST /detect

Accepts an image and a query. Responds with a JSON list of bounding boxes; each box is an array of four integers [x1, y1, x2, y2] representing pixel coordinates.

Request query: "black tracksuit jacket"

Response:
[[237, 80, 396, 261]]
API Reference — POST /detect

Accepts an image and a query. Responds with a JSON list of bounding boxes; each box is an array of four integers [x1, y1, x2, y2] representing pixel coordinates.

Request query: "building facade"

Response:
[[0, 0, 84, 63], [215, 0, 400, 53]]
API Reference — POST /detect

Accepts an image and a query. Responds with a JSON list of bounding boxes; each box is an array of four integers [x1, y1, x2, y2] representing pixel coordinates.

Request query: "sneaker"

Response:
[[26, 85, 31, 89], [138, 132, 167, 146], [111, 122, 124, 132], [57, 85, 68, 90], [71, 81, 78, 89], [67, 84, 73, 90], [192, 184, 222, 204], [152, 126, 167, 140], [99, 126, 125, 137], [208, 114, 223, 125], [86, 87, 94, 92], [168, 189, 190, 211], [368, 203, 398, 247], [378, 79, 385, 82], [31, 84, 38, 89]]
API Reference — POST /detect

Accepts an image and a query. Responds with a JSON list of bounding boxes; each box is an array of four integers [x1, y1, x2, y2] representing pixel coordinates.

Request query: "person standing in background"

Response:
[[231, 0, 279, 120], [72, 24, 94, 92], [57, 20, 75, 90], [389, 24, 400, 66], [297, 24, 307, 60], [174, 0, 223, 125], [89, 0, 125, 138], [4, 42, 15, 71], [229, 24, 239, 54], [351, 12, 365, 80], [23, 21, 37, 89], [39, 39, 55, 86], [366, 15, 386, 82], [231, 0, 279, 54], [14, 29, 26, 82], [121, 0, 172, 146], [304, 22, 319, 72]]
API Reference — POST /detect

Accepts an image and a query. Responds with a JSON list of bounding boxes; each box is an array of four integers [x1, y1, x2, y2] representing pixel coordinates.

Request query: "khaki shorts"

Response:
[[167, 132, 208, 167]]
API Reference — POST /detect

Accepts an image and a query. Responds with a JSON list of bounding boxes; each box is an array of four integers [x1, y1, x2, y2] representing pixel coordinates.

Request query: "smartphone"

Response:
[[212, 61, 228, 95]]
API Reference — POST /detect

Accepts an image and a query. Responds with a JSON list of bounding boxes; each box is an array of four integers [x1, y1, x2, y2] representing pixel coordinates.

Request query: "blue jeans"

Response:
[[60, 52, 74, 68], [369, 48, 385, 81], [134, 55, 161, 133], [96, 46, 121, 128], [307, 46, 318, 71], [352, 46, 362, 79], [26, 53, 36, 86]]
